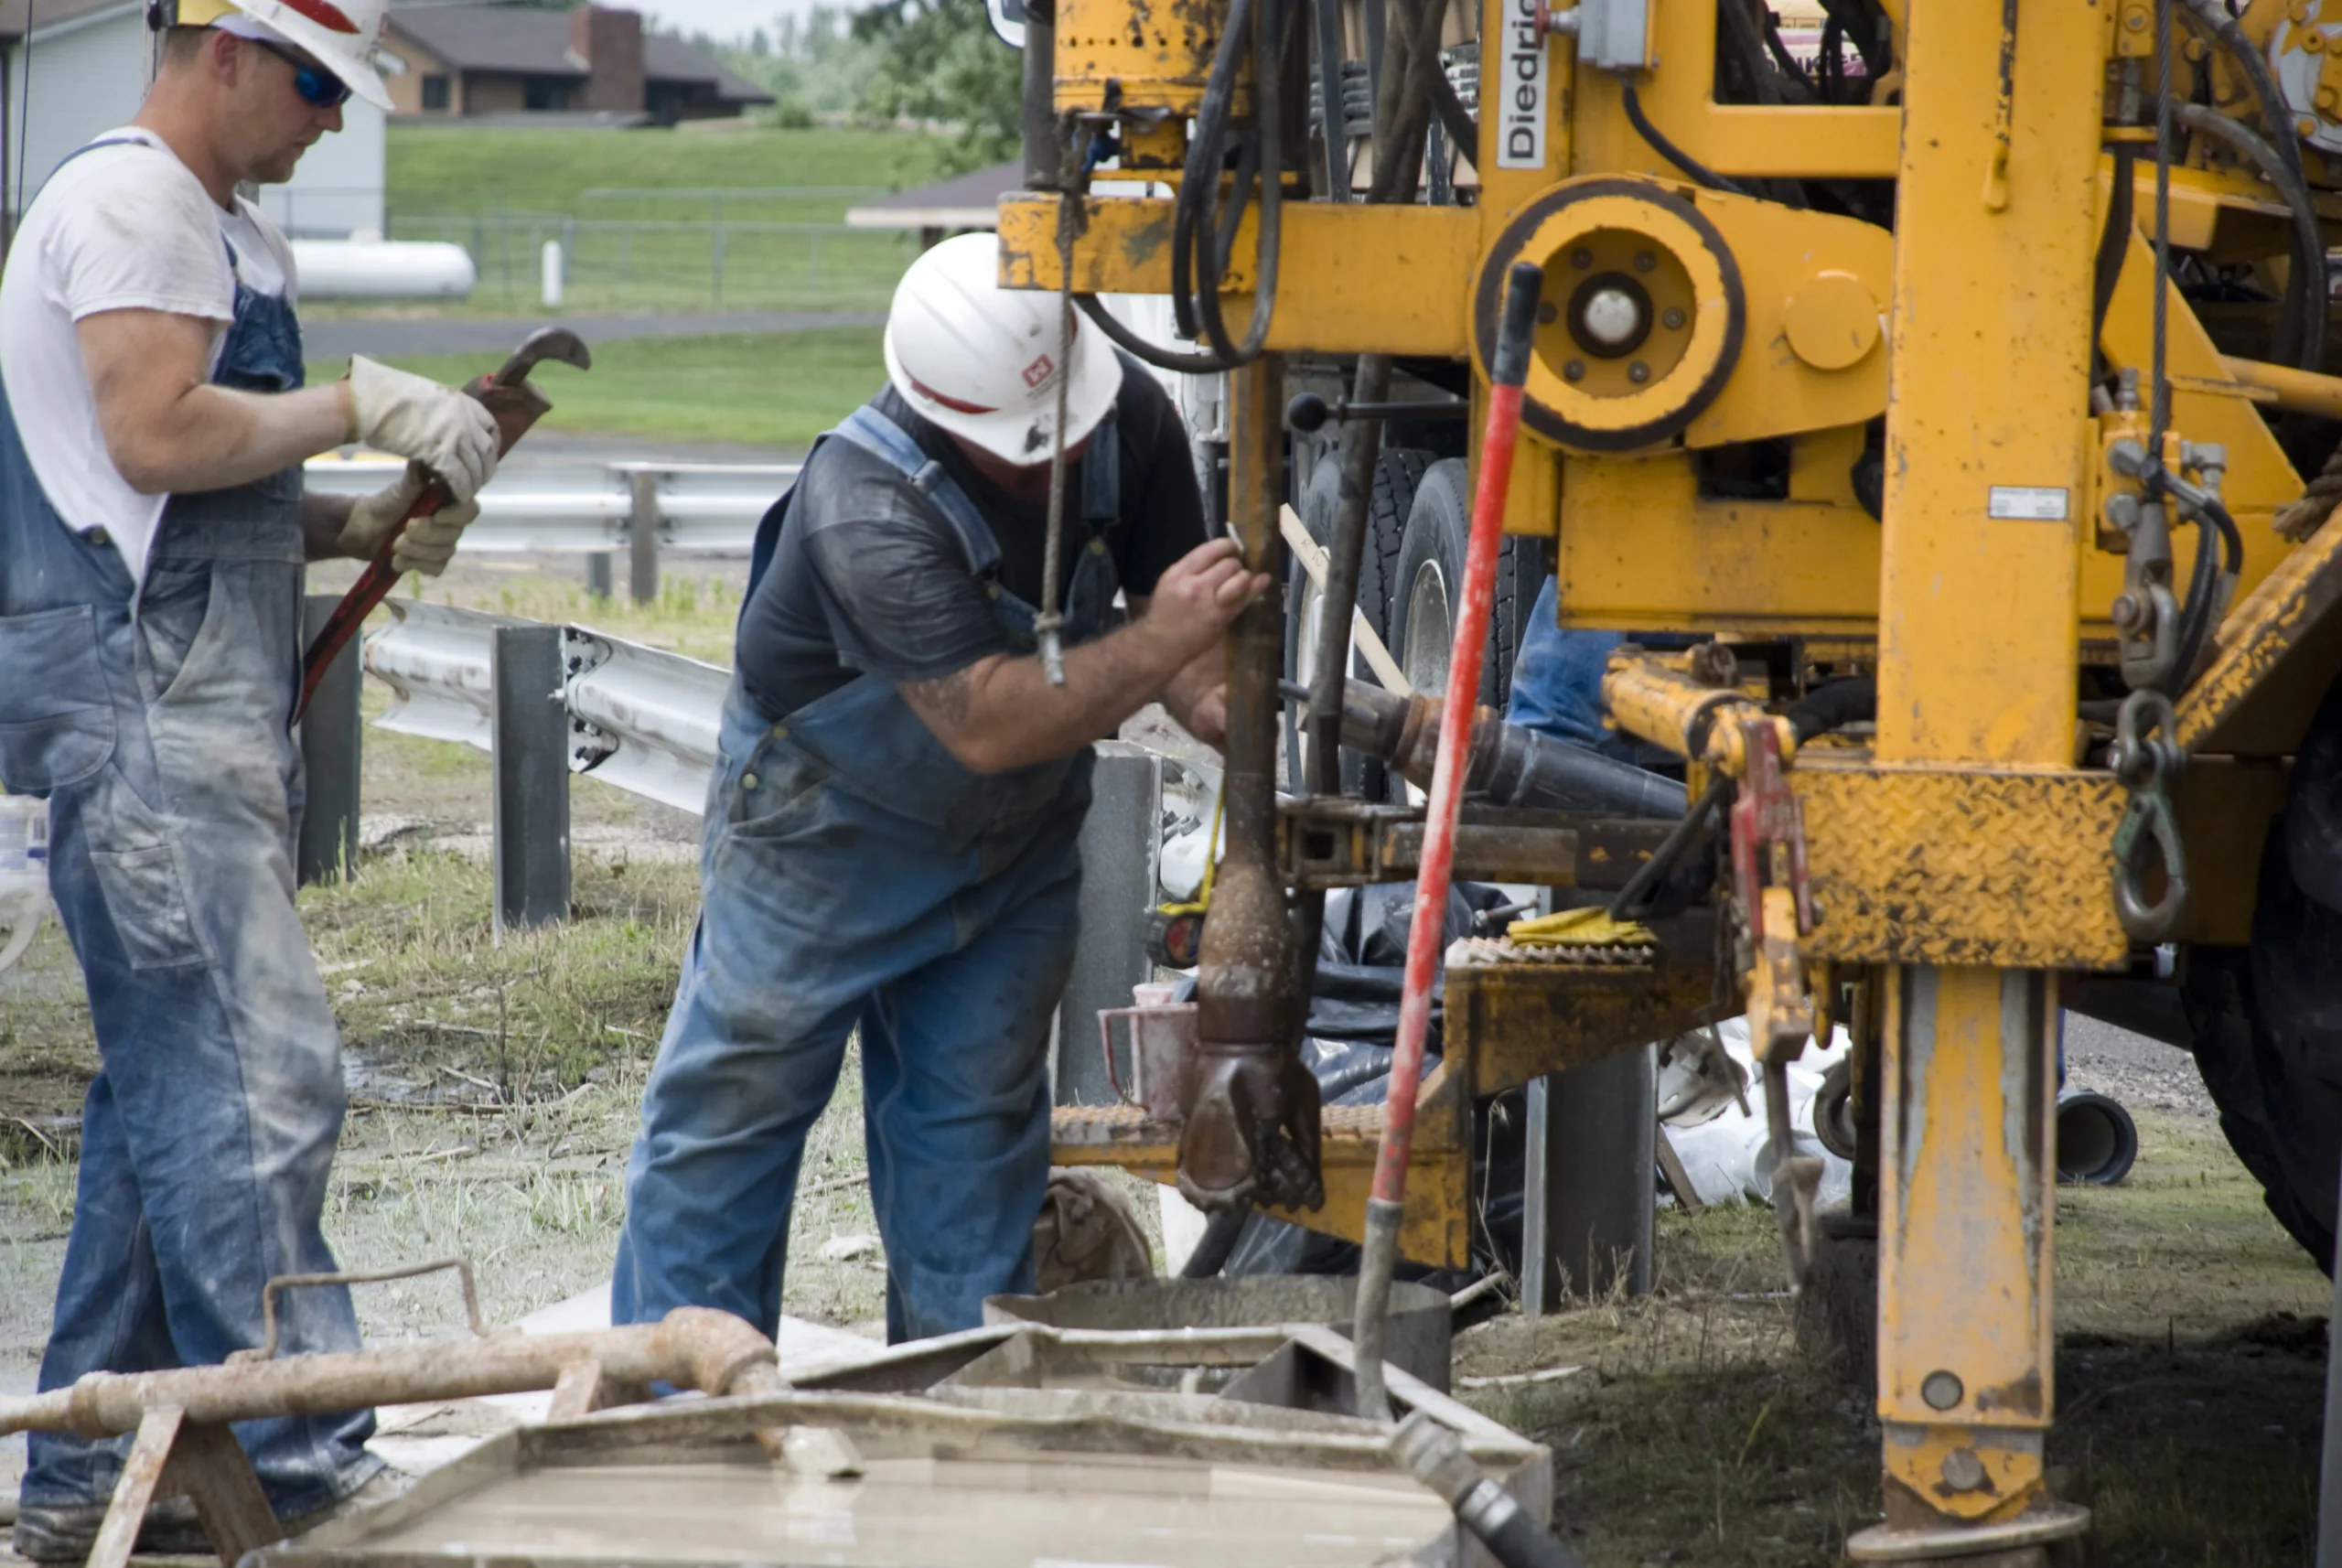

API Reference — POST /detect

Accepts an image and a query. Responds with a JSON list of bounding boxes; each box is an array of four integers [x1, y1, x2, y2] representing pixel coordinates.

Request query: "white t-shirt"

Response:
[[0, 127, 298, 585]]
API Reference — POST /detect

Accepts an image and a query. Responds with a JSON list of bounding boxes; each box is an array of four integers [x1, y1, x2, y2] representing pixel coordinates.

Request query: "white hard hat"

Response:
[[176, 0, 393, 112], [884, 232, 1124, 467]]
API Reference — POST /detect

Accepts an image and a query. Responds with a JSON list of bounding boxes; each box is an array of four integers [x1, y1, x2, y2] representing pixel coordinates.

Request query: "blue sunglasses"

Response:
[[251, 37, 351, 108]]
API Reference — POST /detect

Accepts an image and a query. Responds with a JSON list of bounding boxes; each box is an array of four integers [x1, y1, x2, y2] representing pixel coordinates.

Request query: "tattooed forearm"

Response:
[[902, 668, 974, 728]]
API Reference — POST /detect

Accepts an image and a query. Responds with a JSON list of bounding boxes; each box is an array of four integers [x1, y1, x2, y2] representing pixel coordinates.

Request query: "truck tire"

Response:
[[2181, 677, 2342, 1274], [1387, 458, 1548, 725], [1284, 446, 1430, 795]]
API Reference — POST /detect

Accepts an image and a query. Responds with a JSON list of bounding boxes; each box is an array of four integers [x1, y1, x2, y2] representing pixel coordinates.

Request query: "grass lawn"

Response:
[[387, 123, 952, 221], [320, 123, 957, 320], [307, 328, 886, 449]]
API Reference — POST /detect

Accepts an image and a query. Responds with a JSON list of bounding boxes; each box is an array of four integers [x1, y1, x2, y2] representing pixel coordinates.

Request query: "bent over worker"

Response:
[[612, 233, 1267, 1342], [0, 2, 500, 1554]]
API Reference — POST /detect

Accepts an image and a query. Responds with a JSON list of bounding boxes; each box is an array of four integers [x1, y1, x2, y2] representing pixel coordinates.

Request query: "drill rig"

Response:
[[1021, 0, 2342, 1555]]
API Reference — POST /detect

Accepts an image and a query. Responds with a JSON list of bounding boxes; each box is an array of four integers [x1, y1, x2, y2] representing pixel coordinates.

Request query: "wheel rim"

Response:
[[1293, 577, 1325, 787], [1400, 561, 1451, 806], [1403, 561, 1452, 701]]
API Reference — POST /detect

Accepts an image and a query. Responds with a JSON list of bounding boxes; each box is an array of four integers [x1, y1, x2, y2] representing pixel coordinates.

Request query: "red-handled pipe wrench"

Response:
[[1350, 260, 1545, 1422], [295, 328, 593, 719]]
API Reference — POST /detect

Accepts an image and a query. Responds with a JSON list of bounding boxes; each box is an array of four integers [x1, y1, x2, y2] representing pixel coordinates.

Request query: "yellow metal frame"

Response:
[[1025, 0, 2342, 1545]]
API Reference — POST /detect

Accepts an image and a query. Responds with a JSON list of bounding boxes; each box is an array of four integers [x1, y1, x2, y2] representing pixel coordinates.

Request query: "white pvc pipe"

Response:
[[542, 241, 564, 308]]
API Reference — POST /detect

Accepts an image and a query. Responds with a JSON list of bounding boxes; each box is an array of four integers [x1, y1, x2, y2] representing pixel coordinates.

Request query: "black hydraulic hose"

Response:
[[1170, 0, 1256, 347], [1425, 62, 1477, 170], [1785, 675, 1875, 743], [1179, 1206, 1252, 1277], [2173, 101, 2327, 374], [2169, 504, 2225, 687], [2176, 0, 2314, 196], [1761, 11, 1816, 103], [1609, 772, 1731, 923], [2162, 471, 2246, 688], [2174, 0, 2324, 372], [1621, 82, 1750, 198], [2092, 145, 2136, 353], [1074, 296, 1230, 374], [1714, 0, 1808, 207], [1192, 0, 1298, 365], [1814, 0, 1887, 81]]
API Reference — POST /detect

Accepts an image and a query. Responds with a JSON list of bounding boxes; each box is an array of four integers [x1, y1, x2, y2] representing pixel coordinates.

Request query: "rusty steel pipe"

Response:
[[1178, 356, 1325, 1216], [1331, 680, 1688, 819], [0, 1307, 780, 1440]]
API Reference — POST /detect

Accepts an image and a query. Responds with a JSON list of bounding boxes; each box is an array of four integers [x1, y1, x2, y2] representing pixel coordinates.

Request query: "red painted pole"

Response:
[[1352, 260, 1545, 1419]]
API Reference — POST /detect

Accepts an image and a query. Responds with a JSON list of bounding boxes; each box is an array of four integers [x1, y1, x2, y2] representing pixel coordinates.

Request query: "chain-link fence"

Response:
[[307, 186, 929, 314]]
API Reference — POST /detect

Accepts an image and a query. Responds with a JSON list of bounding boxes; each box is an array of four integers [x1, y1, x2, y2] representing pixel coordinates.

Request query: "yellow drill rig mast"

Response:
[[1018, 0, 2342, 1555]]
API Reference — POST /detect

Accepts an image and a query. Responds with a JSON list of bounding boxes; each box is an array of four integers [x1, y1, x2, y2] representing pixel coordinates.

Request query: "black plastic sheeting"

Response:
[[1189, 881, 1529, 1286]]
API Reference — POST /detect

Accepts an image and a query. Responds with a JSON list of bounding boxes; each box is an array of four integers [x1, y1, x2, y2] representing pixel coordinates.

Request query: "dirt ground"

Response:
[[0, 556, 2332, 1564]]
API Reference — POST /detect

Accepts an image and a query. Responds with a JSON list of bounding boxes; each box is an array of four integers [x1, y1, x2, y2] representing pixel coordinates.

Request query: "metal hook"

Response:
[[240, 1257, 487, 1362]]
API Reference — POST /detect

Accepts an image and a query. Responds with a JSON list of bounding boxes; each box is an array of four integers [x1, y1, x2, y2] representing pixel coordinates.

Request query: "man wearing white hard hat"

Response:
[[610, 233, 1267, 1343], [0, 0, 499, 1552]]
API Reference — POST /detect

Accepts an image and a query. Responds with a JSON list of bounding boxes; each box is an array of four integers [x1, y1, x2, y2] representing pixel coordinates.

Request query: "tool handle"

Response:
[[294, 472, 449, 720]]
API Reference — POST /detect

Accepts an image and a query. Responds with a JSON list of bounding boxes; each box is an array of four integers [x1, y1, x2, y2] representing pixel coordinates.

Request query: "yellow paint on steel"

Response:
[[1567, 8, 1901, 180], [2175, 496, 2342, 755], [1864, 0, 2107, 1532], [1476, 188, 1739, 445], [2098, 226, 2301, 529], [1681, 194, 1894, 447], [1875, 968, 2059, 1525], [1556, 455, 1883, 636], [1050, 0, 1230, 115], [1781, 271, 1883, 372], [1049, 1070, 1473, 1269], [2219, 355, 2342, 420], [1452, 950, 1716, 1099], [994, 195, 1479, 358], [1793, 764, 2130, 970]]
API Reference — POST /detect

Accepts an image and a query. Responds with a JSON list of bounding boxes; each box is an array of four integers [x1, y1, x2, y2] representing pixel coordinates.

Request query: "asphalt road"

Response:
[[304, 309, 886, 362]]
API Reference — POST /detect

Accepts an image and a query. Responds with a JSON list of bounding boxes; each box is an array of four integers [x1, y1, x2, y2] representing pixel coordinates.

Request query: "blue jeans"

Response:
[[23, 536, 373, 1516], [0, 269, 373, 1513], [1506, 576, 1679, 768], [611, 688, 1087, 1343]]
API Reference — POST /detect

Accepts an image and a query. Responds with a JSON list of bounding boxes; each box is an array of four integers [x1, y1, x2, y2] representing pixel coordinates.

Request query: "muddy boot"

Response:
[[12, 1496, 211, 1563]]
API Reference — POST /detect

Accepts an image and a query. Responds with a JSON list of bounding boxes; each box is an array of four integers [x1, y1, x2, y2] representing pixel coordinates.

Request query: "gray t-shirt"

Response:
[[734, 360, 1208, 722]]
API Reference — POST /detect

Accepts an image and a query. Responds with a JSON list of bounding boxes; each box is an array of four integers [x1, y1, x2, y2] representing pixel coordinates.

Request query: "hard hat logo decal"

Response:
[[1022, 353, 1056, 390], [277, 0, 362, 33]]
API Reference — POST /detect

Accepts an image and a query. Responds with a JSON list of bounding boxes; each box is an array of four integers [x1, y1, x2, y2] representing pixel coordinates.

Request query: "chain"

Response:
[[2110, 688, 2187, 940]]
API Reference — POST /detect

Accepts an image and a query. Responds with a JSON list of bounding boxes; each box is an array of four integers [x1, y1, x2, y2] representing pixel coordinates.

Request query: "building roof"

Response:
[[382, 5, 770, 102], [0, 0, 137, 43], [845, 161, 1022, 231]]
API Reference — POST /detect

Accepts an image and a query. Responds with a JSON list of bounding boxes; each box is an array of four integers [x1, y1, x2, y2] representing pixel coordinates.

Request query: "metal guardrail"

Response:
[[305, 456, 795, 558], [366, 600, 725, 815]]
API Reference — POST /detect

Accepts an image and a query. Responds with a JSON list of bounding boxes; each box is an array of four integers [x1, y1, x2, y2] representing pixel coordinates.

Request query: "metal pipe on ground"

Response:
[[0, 1307, 782, 1439]]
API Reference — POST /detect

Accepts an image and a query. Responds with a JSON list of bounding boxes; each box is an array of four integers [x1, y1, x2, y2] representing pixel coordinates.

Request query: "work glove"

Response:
[[338, 466, 481, 578], [345, 357, 500, 506]]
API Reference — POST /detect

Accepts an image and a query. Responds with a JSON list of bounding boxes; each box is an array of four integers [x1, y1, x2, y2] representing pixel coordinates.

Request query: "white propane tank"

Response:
[[291, 233, 478, 300], [0, 797, 48, 976]]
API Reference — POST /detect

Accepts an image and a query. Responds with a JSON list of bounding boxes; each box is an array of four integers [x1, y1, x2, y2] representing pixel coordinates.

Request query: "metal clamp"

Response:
[[240, 1257, 486, 1362], [2109, 689, 2187, 940]]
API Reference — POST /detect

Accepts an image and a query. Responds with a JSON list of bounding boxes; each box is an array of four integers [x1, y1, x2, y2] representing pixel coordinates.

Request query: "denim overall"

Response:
[[613, 403, 1121, 1343], [0, 143, 373, 1517]]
